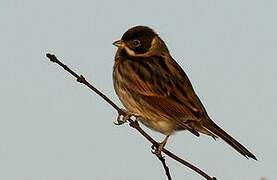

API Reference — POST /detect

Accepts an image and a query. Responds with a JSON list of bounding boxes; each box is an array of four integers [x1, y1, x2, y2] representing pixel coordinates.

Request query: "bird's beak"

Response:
[[113, 40, 124, 47]]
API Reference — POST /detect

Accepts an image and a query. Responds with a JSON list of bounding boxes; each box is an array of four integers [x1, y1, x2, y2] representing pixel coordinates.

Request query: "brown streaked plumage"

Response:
[[112, 25, 257, 160]]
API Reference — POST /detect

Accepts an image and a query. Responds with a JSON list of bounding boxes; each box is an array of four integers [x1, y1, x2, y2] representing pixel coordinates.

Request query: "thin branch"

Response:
[[46, 53, 217, 180], [156, 154, 172, 180]]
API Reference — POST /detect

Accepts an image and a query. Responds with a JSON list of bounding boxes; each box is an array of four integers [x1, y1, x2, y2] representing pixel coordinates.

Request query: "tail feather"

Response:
[[203, 119, 257, 160]]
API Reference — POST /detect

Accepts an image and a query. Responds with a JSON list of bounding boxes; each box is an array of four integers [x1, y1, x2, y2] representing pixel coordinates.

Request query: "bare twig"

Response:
[[156, 154, 172, 180], [46, 53, 217, 180]]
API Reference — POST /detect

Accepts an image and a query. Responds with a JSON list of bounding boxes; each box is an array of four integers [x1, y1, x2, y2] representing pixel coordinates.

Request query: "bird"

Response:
[[112, 25, 257, 160]]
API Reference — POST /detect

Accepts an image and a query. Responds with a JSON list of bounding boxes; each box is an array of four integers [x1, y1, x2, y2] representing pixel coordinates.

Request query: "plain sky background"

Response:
[[0, 0, 276, 179]]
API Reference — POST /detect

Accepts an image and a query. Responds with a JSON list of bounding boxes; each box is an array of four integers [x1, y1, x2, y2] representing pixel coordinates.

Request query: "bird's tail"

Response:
[[202, 119, 257, 160]]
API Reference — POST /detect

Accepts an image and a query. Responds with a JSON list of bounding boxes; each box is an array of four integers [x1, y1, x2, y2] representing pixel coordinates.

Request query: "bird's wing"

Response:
[[120, 55, 207, 121]]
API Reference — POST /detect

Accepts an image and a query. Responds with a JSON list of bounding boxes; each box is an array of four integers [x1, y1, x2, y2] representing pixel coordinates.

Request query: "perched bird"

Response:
[[112, 25, 256, 160]]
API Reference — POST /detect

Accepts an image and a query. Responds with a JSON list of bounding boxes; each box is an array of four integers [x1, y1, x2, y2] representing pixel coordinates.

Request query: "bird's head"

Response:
[[113, 26, 169, 57]]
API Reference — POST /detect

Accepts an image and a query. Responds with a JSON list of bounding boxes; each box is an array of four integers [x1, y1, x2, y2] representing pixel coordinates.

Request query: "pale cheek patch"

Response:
[[123, 37, 159, 57], [124, 46, 136, 56]]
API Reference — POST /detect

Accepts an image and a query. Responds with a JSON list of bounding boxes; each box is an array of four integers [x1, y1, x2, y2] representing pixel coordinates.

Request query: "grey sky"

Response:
[[0, 0, 276, 179]]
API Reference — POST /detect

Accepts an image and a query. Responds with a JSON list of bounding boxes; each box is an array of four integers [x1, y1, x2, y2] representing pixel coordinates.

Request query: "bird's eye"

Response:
[[132, 39, 141, 47]]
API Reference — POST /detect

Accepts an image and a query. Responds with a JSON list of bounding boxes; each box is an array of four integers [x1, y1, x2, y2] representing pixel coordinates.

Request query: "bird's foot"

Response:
[[151, 143, 164, 157], [114, 109, 136, 125], [151, 135, 170, 156]]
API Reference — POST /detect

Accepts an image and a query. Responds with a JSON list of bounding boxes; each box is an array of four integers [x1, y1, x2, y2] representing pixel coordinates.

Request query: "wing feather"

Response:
[[119, 55, 206, 121]]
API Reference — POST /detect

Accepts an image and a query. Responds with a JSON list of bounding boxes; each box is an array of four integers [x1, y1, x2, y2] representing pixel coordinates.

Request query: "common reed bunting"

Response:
[[112, 25, 256, 160]]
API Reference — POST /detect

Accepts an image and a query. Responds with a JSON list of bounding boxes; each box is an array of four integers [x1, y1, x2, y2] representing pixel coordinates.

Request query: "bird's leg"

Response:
[[114, 109, 137, 125], [152, 135, 170, 156]]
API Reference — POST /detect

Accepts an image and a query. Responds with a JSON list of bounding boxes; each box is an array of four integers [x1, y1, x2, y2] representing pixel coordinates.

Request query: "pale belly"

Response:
[[116, 87, 176, 135], [113, 65, 178, 135], [138, 116, 176, 135]]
